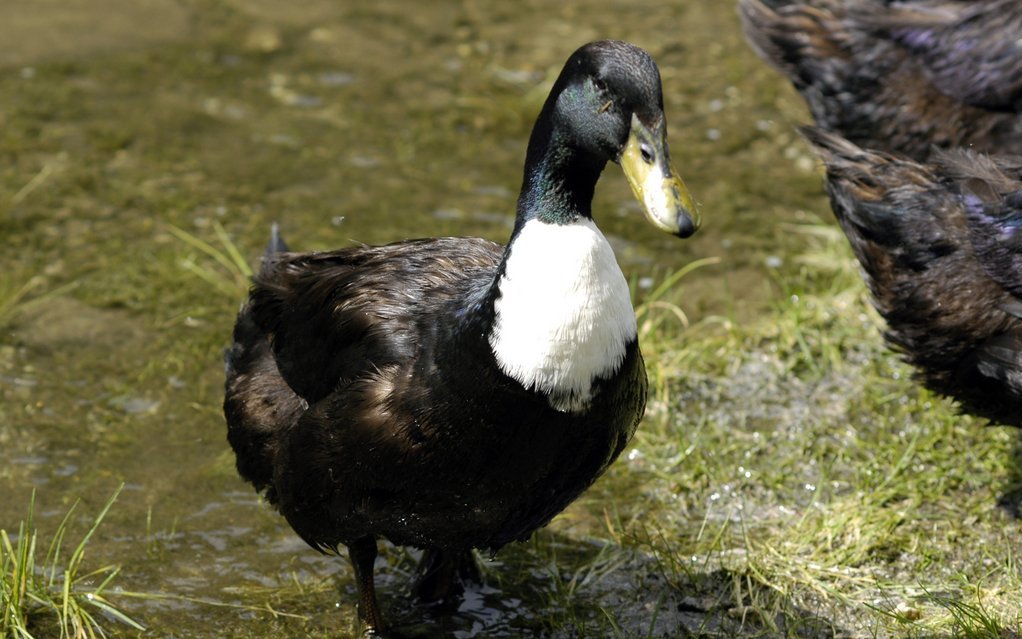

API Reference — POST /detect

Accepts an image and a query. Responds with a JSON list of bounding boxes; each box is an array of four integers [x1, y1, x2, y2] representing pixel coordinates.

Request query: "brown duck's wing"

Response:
[[803, 127, 984, 321], [800, 127, 969, 276], [247, 236, 503, 405]]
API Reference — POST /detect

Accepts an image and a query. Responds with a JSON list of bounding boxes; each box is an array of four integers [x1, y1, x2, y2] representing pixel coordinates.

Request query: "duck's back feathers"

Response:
[[804, 127, 1022, 425], [852, 0, 1022, 112], [250, 238, 502, 403], [938, 151, 1022, 300], [739, 0, 1022, 159]]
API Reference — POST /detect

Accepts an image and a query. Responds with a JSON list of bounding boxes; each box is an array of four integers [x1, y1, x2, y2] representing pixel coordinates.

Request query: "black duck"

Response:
[[739, 0, 1022, 160], [804, 126, 1022, 426], [223, 40, 699, 636]]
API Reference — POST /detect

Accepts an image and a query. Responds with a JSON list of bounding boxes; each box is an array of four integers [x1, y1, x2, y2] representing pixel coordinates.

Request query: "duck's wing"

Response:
[[852, 0, 1022, 111], [940, 150, 1022, 419], [247, 236, 503, 405], [738, 0, 862, 123]]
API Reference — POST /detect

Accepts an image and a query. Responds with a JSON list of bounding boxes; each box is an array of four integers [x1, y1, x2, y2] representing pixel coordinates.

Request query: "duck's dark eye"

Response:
[[640, 143, 654, 164], [593, 77, 606, 92]]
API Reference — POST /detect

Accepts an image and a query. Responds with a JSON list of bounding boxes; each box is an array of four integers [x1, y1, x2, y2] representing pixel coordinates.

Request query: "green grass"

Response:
[[0, 486, 143, 639], [0, 275, 78, 334], [164, 221, 253, 299], [133, 216, 1022, 639], [608, 221, 1022, 637]]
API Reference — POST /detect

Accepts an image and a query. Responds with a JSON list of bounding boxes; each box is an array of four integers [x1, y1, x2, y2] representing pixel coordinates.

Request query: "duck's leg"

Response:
[[348, 537, 385, 636], [412, 548, 482, 603]]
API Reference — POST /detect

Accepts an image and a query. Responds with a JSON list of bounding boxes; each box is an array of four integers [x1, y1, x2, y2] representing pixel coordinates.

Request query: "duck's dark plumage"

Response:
[[224, 40, 697, 635], [856, 0, 1022, 112], [739, 0, 1022, 160], [233, 237, 644, 552], [804, 127, 1022, 426]]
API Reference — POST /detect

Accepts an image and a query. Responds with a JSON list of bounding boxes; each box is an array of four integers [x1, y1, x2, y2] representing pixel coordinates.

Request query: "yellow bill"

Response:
[[619, 114, 700, 238]]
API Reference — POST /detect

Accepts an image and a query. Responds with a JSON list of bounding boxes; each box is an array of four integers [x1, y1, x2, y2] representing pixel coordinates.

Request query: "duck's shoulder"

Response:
[[246, 236, 503, 403]]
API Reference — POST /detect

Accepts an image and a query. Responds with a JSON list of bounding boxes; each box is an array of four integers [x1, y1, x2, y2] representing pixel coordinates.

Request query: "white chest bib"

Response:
[[488, 218, 637, 413]]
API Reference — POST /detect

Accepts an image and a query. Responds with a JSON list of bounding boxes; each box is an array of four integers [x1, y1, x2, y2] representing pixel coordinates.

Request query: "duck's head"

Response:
[[534, 40, 700, 238]]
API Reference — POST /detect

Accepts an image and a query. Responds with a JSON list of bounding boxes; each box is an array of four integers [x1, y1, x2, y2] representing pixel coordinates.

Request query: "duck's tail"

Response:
[[265, 222, 289, 257], [256, 222, 290, 281]]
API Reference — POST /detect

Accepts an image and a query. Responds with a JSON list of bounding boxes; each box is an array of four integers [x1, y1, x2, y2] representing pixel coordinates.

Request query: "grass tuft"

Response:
[[0, 486, 144, 639], [0, 275, 78, 332], [164, 221, 253, 298]]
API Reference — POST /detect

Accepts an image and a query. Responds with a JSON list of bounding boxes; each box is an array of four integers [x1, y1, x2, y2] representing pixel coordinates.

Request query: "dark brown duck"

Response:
[[739, 0, 1022, 160], [223, 40, 699, 636], [805, 127, 1022, 426]]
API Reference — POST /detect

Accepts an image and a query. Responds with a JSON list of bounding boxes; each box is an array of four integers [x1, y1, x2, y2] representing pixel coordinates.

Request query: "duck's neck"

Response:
[[514, 117, 607, 228], [480, 118, 636, 414]]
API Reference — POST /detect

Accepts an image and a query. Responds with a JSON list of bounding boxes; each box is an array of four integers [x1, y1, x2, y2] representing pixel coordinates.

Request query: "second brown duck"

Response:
[[805, 126, 1022, 426]]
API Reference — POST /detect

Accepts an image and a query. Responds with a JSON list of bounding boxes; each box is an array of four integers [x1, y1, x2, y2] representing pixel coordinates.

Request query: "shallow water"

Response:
[[0, 1, 831, 637]]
